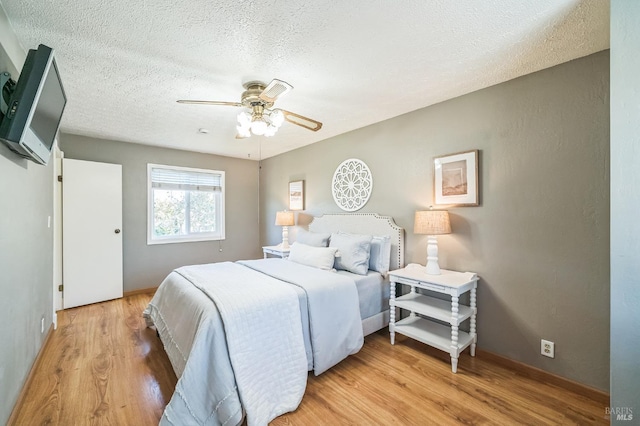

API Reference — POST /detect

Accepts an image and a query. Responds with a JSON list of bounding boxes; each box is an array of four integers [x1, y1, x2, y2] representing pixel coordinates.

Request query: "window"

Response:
[[147, 164, 225, 244]]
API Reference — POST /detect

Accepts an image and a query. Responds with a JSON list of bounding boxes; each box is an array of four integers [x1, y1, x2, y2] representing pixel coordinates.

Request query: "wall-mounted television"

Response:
[[0, 44, 67, 165]]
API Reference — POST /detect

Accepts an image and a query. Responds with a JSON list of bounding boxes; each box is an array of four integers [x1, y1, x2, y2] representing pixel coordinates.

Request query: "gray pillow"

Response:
[[329, 232, 372, 275], [296, 228, 331, 247]]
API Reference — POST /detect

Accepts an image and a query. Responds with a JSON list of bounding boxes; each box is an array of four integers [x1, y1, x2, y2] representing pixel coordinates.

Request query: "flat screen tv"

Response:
[[0, 44, 67, 165]]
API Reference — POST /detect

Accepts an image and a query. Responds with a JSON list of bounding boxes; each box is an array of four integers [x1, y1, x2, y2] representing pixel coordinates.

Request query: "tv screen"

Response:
[[0, 44, 67, 165]]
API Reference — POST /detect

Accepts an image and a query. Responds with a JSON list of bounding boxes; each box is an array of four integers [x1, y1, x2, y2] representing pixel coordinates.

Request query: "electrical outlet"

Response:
[[541, 339, 555, 358], [41, 316, 45, 334]]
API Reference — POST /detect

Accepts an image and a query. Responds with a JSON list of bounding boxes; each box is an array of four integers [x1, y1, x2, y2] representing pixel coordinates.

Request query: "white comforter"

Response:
[[144, 259, 363, 426], [238, 259, 364, 375]]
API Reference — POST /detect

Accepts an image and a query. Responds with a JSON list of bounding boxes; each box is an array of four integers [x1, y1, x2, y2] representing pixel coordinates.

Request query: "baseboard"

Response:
[[476, 348, 609, 405], [7, 323, 54, 425], [123, 287, 158, 297]]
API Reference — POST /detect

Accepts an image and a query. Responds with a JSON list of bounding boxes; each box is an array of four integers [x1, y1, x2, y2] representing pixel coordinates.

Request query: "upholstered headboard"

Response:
[[308, 213, 405, 271]]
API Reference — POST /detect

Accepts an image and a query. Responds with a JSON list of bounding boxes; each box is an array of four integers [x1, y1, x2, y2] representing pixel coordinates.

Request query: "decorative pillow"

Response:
[[287, 242, 338, 270], [369, 235, 391, 274], [329, 233, 372, 275], [296, 228, 331, 247]]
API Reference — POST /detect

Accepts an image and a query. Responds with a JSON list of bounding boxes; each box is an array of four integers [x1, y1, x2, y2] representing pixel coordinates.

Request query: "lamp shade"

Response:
[[275, 210, 295, 226], [250, 119, 268, 135], [414, 210, 451, 235]]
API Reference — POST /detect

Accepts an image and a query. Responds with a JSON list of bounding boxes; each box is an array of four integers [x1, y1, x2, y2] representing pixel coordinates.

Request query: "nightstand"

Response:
[[389, 265, 478, 373], [262, 245, 290, 259]]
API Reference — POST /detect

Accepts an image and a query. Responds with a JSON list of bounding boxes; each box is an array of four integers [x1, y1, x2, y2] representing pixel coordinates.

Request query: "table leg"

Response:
[[389, 280, 396, 345], [451, 357, 458, 374], [409, 285, 416, 318], [470, 287, 477, 357], [451, 295, 459, 373]]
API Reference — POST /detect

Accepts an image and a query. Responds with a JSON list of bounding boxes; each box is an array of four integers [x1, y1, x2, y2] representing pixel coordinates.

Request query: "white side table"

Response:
[[389, 265, 478, 373], [262, 245, 290, 259]]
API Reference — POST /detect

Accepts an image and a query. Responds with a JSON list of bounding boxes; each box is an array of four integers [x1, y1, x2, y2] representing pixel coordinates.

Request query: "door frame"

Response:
[[52, 144, 63, 326]]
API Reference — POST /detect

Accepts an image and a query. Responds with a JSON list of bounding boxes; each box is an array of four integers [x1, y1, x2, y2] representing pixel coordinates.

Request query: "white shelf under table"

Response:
[[394, 316, 474, 355], [394, 293, 473, 326]]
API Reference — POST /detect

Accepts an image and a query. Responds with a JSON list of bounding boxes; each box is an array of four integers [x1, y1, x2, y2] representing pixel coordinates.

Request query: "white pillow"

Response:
[[329, 233, 372, 275], [369, 235, 391, 274], [296, 228, 331, 247], [288, 242, 338, 270]]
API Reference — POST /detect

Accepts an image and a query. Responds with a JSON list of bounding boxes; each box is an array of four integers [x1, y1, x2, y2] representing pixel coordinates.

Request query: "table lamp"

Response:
[[275, 210, 295, 249], [414, 210, 451, 275]]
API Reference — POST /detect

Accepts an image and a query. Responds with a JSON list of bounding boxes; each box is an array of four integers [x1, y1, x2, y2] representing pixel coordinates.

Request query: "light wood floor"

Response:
[[10, 294, 608, 425]]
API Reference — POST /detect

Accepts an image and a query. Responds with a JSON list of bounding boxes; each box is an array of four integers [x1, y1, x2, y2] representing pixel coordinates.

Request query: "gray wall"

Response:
[[60, 135, 261, 291], [610, 1, 640, 421], [0, 30, 54, 424], [260, 51, 610, 391]]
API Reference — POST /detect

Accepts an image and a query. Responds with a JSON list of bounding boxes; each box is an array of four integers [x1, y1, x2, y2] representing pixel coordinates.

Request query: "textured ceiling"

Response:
[[0, 0, 609, 160]]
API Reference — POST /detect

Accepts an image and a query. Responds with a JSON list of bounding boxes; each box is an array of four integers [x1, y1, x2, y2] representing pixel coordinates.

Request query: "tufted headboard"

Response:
[[308, 213, 405, 271]]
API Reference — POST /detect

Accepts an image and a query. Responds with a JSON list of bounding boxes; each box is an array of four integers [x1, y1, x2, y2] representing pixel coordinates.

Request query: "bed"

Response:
[[144, 213, 405, 426]]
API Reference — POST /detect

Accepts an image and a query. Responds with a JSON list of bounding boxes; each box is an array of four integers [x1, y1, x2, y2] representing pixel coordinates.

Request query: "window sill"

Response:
[[147, 235, 225, 245]]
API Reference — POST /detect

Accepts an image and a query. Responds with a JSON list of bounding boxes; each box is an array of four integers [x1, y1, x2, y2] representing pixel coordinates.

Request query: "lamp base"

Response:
[[425, 259, 441, 275], [425, 235, 441, 275], [280, 226, 290, 250]]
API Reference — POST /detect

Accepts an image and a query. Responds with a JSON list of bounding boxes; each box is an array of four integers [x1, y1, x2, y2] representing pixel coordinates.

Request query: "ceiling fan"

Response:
[[177, 79, 323, 138]]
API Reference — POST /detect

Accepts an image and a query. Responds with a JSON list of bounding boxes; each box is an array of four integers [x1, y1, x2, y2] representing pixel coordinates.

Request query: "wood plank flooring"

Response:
[[10, 294, 176, 426], [10, 294, 609, 425]]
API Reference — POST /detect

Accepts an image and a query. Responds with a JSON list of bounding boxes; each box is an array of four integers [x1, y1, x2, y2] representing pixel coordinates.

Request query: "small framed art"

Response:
[[434, 149, 479, 206], [289, 180, 305, 211]]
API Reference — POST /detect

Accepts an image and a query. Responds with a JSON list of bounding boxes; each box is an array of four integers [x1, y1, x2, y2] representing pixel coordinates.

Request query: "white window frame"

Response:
[[147, 163, 225, 245]]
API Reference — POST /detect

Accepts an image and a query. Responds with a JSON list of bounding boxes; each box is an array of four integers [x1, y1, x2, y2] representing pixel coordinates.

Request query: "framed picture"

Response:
[[434, 149, 479, 206], [289, 180, 305, 211]]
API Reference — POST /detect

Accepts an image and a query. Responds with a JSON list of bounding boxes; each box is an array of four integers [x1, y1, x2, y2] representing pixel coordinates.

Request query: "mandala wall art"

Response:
[[331, 158, 373, 212]]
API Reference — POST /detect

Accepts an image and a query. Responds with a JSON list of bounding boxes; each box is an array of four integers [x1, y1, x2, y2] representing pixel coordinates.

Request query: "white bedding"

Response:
[[145, 270, 242, 425], [144, 258, 365, 426], [336, 269, 389, 320], [174, 262, 308, 426], [239, 259, 364, 375]]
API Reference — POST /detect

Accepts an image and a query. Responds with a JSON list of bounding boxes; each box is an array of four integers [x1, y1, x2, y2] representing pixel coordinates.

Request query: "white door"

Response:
[[63, 158, 123, 308]]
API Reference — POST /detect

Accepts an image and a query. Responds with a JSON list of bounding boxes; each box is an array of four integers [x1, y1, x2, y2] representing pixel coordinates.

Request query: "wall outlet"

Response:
[[41, 316, 45, 334], [541, 339, 555, 358]]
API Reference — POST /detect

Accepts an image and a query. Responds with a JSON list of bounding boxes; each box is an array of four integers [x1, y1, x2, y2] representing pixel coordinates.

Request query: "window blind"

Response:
[[151, 167, 222, 192]]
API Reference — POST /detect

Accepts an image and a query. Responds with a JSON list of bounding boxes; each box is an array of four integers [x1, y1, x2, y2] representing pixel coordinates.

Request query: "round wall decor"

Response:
[[331, 158, 373, 212]]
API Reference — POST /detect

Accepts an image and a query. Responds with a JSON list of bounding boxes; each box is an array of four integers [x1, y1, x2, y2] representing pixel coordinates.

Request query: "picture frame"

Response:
[[433, 149, 479, 206], [289, 180, 305, 211]]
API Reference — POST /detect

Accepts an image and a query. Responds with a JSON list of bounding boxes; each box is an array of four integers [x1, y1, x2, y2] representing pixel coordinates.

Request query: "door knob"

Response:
[[115, 229, 121, 234]]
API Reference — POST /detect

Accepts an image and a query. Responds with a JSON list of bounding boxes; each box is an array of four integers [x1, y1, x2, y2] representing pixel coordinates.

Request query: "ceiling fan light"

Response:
[[237, 111, 251, 127], [270, 109, 285, 128], [250, 119, 268, 135]]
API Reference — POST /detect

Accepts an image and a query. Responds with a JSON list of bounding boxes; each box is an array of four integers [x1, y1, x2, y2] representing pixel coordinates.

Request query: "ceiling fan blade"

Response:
[[281, 109, 323, 132], [259, 79, 293, 103], [177, 100, 242, 107]]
